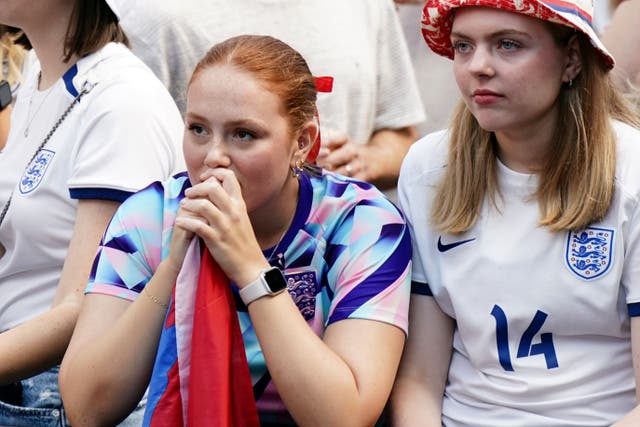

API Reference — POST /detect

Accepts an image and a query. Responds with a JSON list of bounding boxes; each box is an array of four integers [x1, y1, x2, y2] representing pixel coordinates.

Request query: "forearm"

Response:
[[365, 127, 417, 190], [391, 295, 453, 427], [249, 293, 401, 427], [59, 260, 179, 426], [0, 301, 81, 384], [613, 405, 640, 426], [615, 317, 640, 426], [390, 377, 444, 427]]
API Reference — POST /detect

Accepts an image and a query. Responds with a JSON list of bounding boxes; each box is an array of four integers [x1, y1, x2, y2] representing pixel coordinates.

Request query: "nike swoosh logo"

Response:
[[437, 236, 476, 253]]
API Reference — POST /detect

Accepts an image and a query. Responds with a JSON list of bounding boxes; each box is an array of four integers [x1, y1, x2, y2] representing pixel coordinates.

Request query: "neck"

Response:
[[494, 113, 558, 174], [23, 9, 77, 89], [251, 176, 300, 250], [495, 134, 549, 173]]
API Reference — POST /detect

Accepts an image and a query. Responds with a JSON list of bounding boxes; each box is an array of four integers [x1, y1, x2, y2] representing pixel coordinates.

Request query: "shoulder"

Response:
[[305, 172, 408, 237], [407, 129, 450, 160], [69, 43, 182, 146], [109, 173, 188, 232], [397, 130, 449, 228], [399, 129, 449, 188], [614, 119, 640, 150], [125, 172, 188, 206], [75, 43, 178, 105], [312, 172, 404, 213], [614, 120, 640, 199]]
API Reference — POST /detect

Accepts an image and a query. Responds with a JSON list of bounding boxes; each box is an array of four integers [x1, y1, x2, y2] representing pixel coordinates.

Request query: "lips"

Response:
[[472, 89, 503, 105]]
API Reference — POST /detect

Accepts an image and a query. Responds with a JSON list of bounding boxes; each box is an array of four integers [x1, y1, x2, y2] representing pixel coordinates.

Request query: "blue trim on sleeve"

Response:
[[411, 281, 433, 296], [63, 64, 79, 97], [628, 302, 640, 317], [69, 187, 134, 202]]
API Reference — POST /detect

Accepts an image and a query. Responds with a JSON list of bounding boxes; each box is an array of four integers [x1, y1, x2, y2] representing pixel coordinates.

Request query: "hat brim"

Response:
[[421, 0, 615, 69]]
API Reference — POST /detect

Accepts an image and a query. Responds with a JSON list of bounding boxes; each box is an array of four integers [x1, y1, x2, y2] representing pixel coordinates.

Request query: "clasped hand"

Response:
[[167, 169, 269, 287]]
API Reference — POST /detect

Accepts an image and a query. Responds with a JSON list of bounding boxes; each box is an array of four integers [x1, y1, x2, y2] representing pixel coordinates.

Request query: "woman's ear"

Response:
[[563, 34, 583, 83], [295, 120, 320, 162]]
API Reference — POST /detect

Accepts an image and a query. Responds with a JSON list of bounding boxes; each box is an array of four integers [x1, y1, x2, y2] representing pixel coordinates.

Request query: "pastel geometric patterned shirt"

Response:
[[87, 170, 411, 424]]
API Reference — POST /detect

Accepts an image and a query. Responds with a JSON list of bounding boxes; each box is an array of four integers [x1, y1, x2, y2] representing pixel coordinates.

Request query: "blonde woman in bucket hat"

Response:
[[391, 0, 640, 425]]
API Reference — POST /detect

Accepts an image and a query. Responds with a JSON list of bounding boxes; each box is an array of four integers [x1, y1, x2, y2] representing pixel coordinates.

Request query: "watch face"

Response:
[[264, 267, 287, 293]]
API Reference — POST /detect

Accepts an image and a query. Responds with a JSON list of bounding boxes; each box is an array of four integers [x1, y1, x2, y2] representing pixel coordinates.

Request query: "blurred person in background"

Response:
[[0, 25, 30, 150], [395, 0, 460, 137], [112, 0, 426, 197], [601, 0, 640, 99]]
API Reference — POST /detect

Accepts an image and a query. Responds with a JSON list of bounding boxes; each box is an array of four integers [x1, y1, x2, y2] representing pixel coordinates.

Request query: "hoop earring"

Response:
[[291, 159, 304, 179], [568, 79, 573, 87]]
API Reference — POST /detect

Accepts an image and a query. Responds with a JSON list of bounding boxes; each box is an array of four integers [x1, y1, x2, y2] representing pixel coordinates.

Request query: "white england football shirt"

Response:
[[398, 121, 640, 426], [0, 43, 184, 331]]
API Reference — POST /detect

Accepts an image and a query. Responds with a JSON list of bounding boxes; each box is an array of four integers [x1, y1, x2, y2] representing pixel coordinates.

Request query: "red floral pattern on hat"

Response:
[[421, 0, 614, 69]]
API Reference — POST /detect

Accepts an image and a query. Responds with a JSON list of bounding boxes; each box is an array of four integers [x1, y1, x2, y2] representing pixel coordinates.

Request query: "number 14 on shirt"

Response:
[[490, 304, 559, 371]]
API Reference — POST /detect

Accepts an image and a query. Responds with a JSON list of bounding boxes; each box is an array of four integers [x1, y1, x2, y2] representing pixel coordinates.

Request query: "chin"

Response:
[[474, 120, 501, 133], [472, 115, 513, 133]]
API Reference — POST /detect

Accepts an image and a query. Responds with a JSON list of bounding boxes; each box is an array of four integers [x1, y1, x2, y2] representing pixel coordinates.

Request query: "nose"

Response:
[[468, 46, 495, 78], [203, 137, 231, 169]]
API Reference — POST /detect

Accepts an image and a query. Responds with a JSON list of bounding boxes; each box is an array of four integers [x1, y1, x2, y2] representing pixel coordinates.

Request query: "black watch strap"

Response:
[[0, 80, 12, 111]]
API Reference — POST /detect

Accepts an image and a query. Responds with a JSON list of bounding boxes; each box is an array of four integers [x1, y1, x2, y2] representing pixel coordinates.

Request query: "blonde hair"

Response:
[[0, 28, 26, 90], [432, 31, 640, 234]]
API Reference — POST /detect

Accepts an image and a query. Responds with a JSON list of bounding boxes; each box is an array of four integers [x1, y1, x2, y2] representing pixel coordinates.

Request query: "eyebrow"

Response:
[[184, 110, 207, 122], [226, 118, 267, 129], [183, 113, 268, 132], [450, 29, 532, 39]]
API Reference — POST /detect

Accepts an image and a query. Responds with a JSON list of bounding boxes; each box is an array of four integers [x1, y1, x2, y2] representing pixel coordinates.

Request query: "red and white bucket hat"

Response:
[[421, 0, 615, 69]]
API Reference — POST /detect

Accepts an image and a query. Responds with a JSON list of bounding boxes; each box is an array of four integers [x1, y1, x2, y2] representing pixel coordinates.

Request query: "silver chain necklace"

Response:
[[267, 226, 288, 270], [23, 73, 55, 138], [0, 80, 96, 229]]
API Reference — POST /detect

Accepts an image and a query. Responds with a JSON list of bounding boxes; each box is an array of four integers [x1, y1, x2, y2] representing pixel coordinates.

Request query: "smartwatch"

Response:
[[239, 267, 287, 306], [0, 80, 11, 111]]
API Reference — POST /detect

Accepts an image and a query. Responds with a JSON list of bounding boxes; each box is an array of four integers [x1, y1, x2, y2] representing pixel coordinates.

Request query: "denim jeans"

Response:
[[0, 366, 67, 427], [0, 366, 146, 427]]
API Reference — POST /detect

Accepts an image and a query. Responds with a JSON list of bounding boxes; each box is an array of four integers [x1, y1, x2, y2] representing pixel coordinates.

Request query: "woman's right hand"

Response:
[[165, 207, 198, 274], [176, 171, 269, 287]]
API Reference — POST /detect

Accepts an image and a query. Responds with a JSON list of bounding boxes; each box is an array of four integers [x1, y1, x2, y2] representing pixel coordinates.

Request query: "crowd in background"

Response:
[[0, 0, 639, 426]]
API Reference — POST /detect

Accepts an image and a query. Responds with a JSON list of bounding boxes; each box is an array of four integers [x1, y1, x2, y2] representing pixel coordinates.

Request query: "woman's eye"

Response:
[[499, 39, 520, 50], [234, 129, 255, 141], [452, 40, 472, 53], [188, 124, 207, 136]]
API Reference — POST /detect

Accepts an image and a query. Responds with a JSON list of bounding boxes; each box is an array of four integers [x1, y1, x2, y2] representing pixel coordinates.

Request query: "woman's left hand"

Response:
[[316, 132, 370, 181], [316, 127, 417, 190], [175, 169, 268, 286]]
